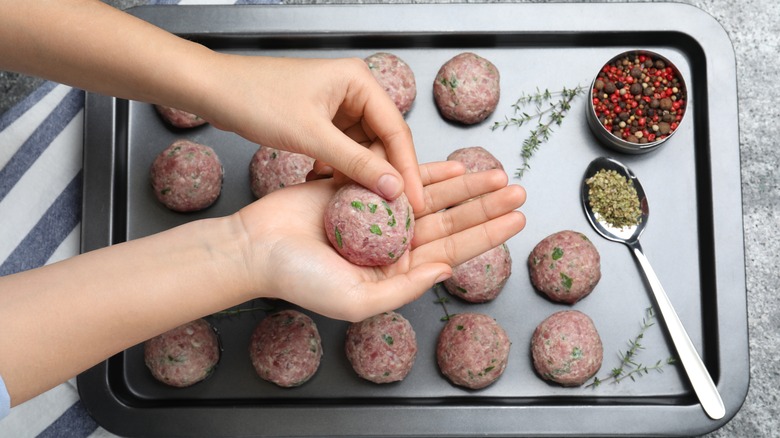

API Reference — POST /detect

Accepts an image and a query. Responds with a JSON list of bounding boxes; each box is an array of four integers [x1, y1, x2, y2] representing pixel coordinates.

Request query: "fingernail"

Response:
[[316, 165, 334, 176], [377, 174, 401, 199]]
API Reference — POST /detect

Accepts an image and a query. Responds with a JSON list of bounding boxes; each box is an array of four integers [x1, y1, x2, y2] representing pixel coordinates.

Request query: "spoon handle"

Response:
[[629, 241, 726, 420]]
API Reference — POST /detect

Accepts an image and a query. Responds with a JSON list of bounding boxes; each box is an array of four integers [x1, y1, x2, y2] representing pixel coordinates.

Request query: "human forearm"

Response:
[[0, 0, 213, 112], [0, 215, 253, 406]]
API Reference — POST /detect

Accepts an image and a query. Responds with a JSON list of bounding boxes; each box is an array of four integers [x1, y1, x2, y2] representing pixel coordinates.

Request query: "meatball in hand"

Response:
[[235, 161, 526, 322]]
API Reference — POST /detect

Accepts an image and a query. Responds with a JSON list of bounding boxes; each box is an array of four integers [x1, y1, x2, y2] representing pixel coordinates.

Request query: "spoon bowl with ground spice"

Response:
[[581, 156, 725, 421]]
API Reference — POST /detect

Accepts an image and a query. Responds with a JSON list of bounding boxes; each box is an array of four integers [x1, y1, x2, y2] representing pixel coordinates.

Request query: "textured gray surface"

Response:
[[1, 0, 777, 436]]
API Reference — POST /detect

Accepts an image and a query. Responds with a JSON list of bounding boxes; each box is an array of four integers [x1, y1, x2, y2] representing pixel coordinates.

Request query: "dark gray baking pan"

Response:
[[78, 3, 747, 437]]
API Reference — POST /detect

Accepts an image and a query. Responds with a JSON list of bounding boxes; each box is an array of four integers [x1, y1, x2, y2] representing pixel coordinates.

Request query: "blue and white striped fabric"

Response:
[[0, 1, 280, 436]]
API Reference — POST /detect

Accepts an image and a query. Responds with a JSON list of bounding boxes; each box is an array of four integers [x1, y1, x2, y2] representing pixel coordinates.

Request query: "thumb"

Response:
[[363, 263, 452, 316], [312, 124, 406, 201]]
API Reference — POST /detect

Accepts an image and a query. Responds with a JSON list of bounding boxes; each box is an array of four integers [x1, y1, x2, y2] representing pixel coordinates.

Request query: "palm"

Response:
[[236, 162, 526, 321]]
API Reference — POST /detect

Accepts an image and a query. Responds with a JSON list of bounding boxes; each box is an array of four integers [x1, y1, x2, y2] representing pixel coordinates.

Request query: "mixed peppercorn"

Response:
[[591, 52, 686, 144]]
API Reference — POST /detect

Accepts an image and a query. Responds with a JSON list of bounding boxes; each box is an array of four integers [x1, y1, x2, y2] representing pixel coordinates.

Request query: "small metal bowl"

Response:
[[587, 50, 688, 154]]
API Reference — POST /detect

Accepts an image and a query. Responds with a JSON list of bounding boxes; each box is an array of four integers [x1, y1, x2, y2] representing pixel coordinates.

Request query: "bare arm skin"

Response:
[[0, 0, 423, 209], [0, 160, 526, 406], [0, 0, 527, 409]]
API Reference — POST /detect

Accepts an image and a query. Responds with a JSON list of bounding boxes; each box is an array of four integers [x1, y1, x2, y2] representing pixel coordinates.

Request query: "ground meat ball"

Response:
[[154, 104, 207, 129], [444, 244, 512, 303], [531, 310, 603, 387], [447, 146, 504, 173], [345, 311, 418, 384], [364, 52, 417, 115], [249, 310, 323, 388], [436, 313, 511, 389], [143, 318, 220, 388], [528, 230, 601, 304], [150, 139, 223, 212], [433, 52, 500, 125], [249, 146, 315, 198], [324, 182, 414, 266]]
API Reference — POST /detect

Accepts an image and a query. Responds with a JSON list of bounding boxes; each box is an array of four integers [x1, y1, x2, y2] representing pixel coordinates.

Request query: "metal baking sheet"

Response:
[[77, 3, 748, 437]]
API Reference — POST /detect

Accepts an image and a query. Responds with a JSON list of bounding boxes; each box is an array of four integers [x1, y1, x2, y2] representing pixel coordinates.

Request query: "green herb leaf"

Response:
[[587, 307, 676, 388], [552, 247, 564, 260], [382, 334, 394, 346], [369, 224, 382, 236], [368, 203, 378, 213], [334, 226, 343, 248], [351, 200, 364, 211], [491, 84, 585, 179], [560, 272, 573, 290]]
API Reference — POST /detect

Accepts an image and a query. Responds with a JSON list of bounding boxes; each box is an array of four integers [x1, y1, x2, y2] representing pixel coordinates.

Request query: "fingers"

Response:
[[418, 160, 466, 186], [412, 210, 526, 270], [412, 184, 527, 248], [342, 62, 424, 213], [307, 123, 407, 199], [416, 168, 509, 218]]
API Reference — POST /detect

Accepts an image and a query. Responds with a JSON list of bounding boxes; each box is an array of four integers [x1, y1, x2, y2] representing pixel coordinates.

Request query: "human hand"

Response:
[[197, 55, 424, 212], [234, 161, 526, 322]]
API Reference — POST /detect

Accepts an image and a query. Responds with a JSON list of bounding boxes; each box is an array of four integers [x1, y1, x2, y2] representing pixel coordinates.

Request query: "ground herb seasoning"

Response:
[[586, 168, 642, 229]]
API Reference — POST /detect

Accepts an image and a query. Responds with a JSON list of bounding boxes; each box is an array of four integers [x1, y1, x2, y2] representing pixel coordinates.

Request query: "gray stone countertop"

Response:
[[1, 0, 777, 436]]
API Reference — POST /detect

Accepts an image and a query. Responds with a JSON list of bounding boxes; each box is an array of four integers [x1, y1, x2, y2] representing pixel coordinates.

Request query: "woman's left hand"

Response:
[[235, 161, 526, 322]]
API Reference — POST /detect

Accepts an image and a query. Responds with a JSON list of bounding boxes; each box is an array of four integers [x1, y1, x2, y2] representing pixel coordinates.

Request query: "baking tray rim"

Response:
[[77, 3, 748, 437]]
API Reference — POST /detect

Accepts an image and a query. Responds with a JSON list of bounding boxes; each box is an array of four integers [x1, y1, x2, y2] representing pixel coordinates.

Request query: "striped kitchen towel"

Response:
[[0, 1, 280, 437]]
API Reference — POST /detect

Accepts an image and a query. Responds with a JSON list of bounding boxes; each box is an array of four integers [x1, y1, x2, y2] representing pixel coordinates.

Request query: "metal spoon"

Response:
[[581, 156, 725, 420]]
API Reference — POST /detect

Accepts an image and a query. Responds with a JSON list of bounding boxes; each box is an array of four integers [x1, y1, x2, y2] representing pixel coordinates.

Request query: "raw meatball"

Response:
[[364, 52, 417, 115], [436, 313, 511, 389], [447, 146, 504, 173], [150, 139, 223, 212], [249, 146, 314, 198], [345, 311, 418, 384], [528, 230, 601, 304], [433, 52, 500, 124], [531, 310, 603, 387], [324, 182, 414, 266], [154, 104, 207, 129], [249, 310, 323, 388], [444, 244, 512, 303], [143, 318, 220, 388]]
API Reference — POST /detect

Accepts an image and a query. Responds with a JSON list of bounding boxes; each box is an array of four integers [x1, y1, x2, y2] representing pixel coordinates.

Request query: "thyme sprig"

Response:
[[212, 300, 274, 319], [587, 307, 676, 388], [491, 85, 585, 179], [432, 283, 452, 322]]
